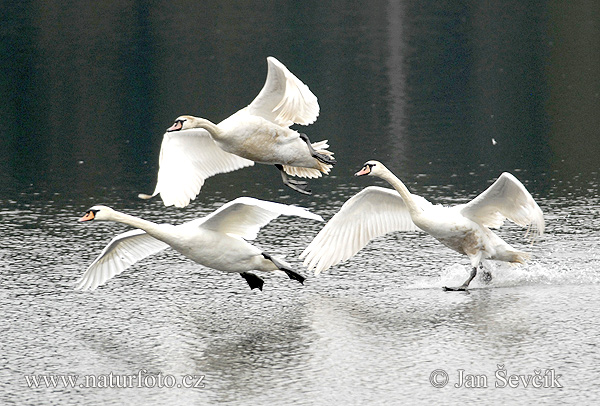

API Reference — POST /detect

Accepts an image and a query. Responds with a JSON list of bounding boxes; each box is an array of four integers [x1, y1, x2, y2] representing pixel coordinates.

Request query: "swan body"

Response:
[[301, 161, 545, 290], [141, 57, 335, 207], [76, 197, 323, 291]]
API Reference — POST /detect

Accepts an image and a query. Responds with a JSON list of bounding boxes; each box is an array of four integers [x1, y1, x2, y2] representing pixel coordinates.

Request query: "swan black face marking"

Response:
[[79, 209, 99, 222], [166, 119, 186, 132]]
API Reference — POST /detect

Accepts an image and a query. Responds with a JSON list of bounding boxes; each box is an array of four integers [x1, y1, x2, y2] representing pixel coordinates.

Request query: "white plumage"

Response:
[[301, 161, 544, 290], [141, 56, 335, 207], [146, 129, 254, 208], [76, 197, 323, 291]]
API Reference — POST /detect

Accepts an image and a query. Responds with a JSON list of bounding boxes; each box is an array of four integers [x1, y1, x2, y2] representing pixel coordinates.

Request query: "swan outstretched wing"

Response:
[[142, 129, 254, 208], [300, 186, 429, 275], [246, 56, 319, 127], [460, 172, 545, 238], [197, 197, 323, 240], [75, 229, 169, 291]]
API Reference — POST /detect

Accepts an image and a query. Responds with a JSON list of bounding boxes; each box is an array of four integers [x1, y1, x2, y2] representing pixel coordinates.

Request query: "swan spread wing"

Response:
[[300, 186, 427, 275], [197, 197, 323, 241], [75, 229, 169, 291], [460, 172, 545, 237], [246, 56, 319, 127], [148, 129, 254, 207]]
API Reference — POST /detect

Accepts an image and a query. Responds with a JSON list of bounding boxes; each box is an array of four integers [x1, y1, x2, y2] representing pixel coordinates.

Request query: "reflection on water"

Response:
[[2, 176, 599, 404], [2, 0, 600, 404]]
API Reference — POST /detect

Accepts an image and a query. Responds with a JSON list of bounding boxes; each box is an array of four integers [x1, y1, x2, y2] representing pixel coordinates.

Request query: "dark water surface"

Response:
[[1, 1, 599, 405]]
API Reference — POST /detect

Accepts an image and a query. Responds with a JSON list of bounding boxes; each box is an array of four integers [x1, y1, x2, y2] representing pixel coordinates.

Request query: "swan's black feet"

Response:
[[240, 272, 264, 291], [442, 285, 469, 292], [481, 270, 493, 283], [283, 269, 305, 284], [443, 267, 477, 292], [275, 164, 312, 195], [262, 252, 306, 285], [286, 178, 312, 195], [299, 133, 337, 166]]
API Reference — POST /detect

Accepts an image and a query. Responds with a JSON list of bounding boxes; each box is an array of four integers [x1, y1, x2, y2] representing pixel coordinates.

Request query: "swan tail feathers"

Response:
[[312, 139, 335, 172], [282, 165, 325, 178], [281, 139, 335, 178], [510, 250, 530, 264], [496, 249, 530, 264]]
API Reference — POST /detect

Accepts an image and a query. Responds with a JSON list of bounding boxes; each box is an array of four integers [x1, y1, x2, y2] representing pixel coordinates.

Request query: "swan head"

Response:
[[166, 115, 197, 132], [355, 160, 386, 177], [79, 205, 115, 222]]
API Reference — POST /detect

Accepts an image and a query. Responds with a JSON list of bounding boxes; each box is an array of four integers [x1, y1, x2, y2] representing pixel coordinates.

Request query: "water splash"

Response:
[[405, 260, 600, 290]]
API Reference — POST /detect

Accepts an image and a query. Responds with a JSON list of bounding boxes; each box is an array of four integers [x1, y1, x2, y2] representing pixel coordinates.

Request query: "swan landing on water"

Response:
[[139, 56, 335, 208], [300, 161, 545, 291], [76, 197, 323, 291]]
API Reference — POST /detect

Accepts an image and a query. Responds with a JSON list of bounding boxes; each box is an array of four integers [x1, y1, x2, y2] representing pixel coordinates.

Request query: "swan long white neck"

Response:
[[107, 210, 172, 241], [376, 167, 423, 216], [188, 117, 223, 139]]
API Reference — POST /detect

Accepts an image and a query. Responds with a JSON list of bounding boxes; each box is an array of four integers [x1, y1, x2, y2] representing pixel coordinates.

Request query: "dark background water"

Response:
[[2, 0, 598, 202], [1, 1, 599, 405]]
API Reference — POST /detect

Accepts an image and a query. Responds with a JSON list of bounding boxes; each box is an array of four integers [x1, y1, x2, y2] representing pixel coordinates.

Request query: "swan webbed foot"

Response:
[[442, 285, 469, 292], [285, 178, 312, 195], [283, 269, 305, 284], [240, 272, 264, 291], [275, 164, 312, 195], [262, 252, 306, 285], [299, 133, 337, 166], [442, 267, 477, 292]]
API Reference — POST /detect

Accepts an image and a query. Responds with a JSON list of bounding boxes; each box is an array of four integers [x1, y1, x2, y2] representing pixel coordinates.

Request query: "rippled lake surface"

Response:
[[2, 1, 599, 405]]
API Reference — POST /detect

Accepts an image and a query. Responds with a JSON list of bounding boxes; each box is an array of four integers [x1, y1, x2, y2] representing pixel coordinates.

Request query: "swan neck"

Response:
[[192, 118, 222, 139], [378, 169, 422, 215], [110, 211, 162, 235]]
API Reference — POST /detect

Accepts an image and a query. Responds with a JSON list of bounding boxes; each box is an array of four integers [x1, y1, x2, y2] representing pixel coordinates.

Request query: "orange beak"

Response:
[[166, 121, 183, 132], [79, 211, 95, 222], [355, 166, 371, 177]]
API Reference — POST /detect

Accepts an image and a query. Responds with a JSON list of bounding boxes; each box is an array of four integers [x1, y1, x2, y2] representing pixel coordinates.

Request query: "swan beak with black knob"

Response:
[[79, 210, 96, 222], [355, 163, 374, 177]]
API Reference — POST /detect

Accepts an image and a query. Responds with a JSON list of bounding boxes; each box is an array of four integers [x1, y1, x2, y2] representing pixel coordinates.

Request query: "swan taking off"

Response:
[[300, 161, 545, 291], [76, 197, 323, 291], [140, 56, 335, 207]]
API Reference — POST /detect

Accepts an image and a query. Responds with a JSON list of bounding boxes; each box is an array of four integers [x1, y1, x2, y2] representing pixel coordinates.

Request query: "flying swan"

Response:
[[300, 161, 545, 291], [139, 56, 335, 207], [76, 197, 323, 291]]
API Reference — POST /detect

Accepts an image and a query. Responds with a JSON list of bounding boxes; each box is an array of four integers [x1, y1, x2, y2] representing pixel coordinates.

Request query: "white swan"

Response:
[[300, 161, 545, 291], [76, 197, 323, 291], [140, 56, 335, 207]]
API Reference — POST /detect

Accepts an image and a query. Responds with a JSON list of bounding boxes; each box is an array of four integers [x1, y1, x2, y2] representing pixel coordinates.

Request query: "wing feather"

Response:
[[300, 186, 429, 275], [246, 57, 319, 127], [75, 229, 169, 291], [196, 197, 323, 241], [460, 172, 545, 238], [144, 129, 254, 208]]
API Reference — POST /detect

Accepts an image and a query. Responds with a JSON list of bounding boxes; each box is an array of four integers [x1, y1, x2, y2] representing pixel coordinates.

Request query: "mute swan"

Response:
[[139, 56, 335, 207], [76, 197, 323, 291], [300, 161, 545, 291]]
